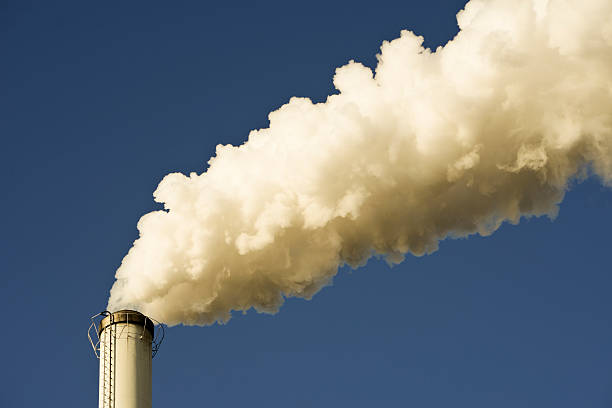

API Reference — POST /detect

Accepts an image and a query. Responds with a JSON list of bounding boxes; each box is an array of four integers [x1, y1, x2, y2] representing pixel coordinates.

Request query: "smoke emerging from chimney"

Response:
[[108, 0, 612, 325]]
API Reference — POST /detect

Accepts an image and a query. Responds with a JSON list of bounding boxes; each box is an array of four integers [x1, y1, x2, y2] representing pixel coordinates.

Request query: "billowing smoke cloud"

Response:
[[108, 0, 612, 325]]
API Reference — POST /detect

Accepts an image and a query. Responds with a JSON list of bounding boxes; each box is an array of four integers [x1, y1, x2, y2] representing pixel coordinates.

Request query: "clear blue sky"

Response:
[[1, 1, 611, 407]]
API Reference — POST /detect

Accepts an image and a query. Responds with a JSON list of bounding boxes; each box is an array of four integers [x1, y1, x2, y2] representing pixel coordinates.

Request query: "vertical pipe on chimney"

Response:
[[97, 310, 153, 408]]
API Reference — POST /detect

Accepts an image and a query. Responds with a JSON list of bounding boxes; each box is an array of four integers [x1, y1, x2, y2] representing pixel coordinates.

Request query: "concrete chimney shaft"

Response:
[[98, 310, 153, 408]]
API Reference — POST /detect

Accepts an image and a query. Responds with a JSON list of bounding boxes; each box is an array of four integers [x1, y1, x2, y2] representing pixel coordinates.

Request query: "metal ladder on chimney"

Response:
[[100, 323, 116, 408]]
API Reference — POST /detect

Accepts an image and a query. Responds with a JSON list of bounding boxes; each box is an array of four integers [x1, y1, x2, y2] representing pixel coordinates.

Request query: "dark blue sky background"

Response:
[[1, 1, 611, 407]]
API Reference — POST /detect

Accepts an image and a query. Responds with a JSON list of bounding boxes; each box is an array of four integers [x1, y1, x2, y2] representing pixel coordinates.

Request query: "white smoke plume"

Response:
[[108, 0, 612, 325]]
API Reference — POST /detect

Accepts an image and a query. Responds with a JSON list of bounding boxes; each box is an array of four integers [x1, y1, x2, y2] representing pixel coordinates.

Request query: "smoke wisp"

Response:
[[108, 0, 612, 325]]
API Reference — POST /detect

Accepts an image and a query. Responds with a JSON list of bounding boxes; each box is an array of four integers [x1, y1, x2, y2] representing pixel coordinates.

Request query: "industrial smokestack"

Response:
[[89, 310, 162, 408]]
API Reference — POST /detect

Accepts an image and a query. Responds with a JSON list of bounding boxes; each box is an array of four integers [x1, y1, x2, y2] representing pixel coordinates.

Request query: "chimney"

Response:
[[89, 310, 162, 408]]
